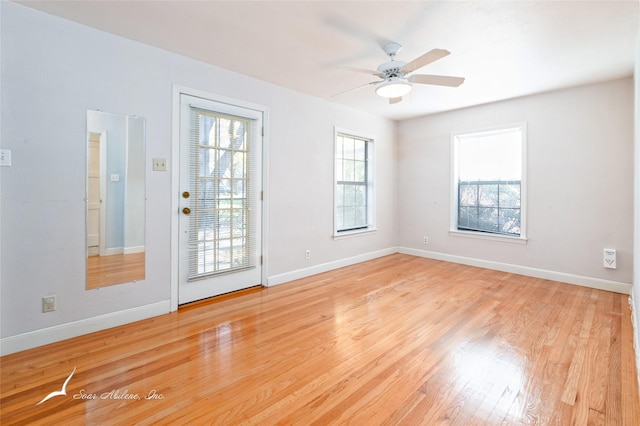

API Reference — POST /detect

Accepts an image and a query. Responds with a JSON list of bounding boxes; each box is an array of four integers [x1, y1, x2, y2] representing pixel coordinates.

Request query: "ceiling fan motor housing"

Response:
[[377, 60, 408, 78], [382, 42, 402, 57]]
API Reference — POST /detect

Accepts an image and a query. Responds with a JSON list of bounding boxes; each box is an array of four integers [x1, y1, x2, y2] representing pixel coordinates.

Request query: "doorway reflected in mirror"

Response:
[[86, 110, 145, 289]]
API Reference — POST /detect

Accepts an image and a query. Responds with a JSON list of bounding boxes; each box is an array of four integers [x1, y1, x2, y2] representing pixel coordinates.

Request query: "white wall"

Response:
[[0, 2, 396, 350], [398, 78, 634, 286], [125, 115, 145, 251]]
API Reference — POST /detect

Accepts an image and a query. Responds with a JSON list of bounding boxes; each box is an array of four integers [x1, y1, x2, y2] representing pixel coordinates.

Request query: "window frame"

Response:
[[450, 123, 528, 244], [333, 127, 376, 238]]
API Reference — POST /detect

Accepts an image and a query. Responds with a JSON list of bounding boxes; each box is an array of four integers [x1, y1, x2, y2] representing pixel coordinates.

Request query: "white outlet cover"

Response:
[[42, 296, 56, 312], [603, 248, 616, 269]]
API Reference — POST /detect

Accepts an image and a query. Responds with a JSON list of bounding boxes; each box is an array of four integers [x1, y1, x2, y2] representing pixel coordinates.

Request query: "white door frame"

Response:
[[170, 85, 269, 311], [87, 129, 108, 257]]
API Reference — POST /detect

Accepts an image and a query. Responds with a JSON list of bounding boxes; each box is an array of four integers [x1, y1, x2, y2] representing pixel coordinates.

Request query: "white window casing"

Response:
[[450, 123, 527, 244], [334, 127, 376, 238]]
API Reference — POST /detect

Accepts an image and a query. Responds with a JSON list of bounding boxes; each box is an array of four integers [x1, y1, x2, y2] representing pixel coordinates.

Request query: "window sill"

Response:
[[449, 229, 528, 244], [333, 228, 377, 240]]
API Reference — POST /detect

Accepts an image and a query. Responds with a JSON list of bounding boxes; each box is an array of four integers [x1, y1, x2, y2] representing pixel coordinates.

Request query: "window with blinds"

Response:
[[334, 130, 375, 235], [452, 123, 527, 239], [187, 107, 256, 280]]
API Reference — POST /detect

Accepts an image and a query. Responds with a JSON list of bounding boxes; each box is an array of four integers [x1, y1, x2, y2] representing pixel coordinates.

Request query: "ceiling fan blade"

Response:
[[411, 74, 465, 87], [342, 66, 384, 78], [331, 81, 380, 98], [402, 49, 450, 74], [389, 97, 403, 104]]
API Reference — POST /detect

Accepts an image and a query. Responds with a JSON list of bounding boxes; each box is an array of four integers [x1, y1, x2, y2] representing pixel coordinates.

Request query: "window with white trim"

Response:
[[451, 123, 526, 240], [334, 130, 375, 235]]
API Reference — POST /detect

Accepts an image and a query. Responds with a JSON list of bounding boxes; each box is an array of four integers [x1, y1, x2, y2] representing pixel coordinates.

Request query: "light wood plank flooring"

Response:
[[86, 252, 145, 289], [1, 254, 639, 424]]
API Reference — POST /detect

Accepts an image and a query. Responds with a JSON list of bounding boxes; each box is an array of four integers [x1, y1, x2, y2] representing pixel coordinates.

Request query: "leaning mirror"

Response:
[[86, 110, 145, 289]]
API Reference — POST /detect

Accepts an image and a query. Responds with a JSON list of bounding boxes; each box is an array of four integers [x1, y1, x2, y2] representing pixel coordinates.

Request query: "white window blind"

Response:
[[452, 123, 526, 239], [335, 131, 374, 234], [187, 106, 257, 280]]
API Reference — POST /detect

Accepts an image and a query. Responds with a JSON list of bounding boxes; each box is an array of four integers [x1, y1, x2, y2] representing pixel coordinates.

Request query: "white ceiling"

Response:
[[17, 1, 639, 121]]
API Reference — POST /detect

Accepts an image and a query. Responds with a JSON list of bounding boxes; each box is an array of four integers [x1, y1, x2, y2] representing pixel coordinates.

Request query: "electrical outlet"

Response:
[[423, 236, 429, 244], [153, 158, 167, 171], [603, 249, 617, 269], [42, 295, 56, 313], [305, 249, 311, 260]]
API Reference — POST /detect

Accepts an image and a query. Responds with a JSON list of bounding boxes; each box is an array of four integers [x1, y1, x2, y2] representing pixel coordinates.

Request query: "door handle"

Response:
[[182, 207, 191, 215]]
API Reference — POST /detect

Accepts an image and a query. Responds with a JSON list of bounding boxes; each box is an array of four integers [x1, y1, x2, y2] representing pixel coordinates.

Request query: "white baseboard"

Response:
[[398, 246, 632, 295], [124, 245, 145, 254], [0, 300, 170, 356], [267, 247, 397, 287], [103, 247, 124, 256]]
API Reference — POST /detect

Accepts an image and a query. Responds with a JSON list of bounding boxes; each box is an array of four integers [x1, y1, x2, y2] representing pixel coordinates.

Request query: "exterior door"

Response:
[[178, 94, 262, 304]]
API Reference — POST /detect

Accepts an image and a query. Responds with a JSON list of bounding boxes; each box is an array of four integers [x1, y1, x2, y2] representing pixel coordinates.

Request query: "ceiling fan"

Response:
[[337, 42, 465, 104]]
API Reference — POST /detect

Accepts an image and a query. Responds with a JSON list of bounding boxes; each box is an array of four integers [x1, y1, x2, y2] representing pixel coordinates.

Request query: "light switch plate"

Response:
[[0, 149, 11, 167], [153, 158, 167, 171]]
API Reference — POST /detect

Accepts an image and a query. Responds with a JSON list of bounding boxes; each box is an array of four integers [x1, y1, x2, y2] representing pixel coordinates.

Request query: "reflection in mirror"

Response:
[[86, 110, 145, 289]]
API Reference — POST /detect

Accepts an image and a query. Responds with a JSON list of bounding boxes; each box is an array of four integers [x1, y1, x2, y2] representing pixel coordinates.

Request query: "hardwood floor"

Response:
[[1, 254, 638, 425], [86, 252, 145, 289]]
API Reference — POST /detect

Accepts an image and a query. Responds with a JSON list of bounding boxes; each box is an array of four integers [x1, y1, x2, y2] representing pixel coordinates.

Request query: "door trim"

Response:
[[170, 85, 269, 311], [87, 129, 108, 257]]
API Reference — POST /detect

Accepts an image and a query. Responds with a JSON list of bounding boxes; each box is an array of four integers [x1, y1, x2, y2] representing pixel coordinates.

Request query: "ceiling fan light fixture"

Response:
[[376, 78, 412, 98]]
